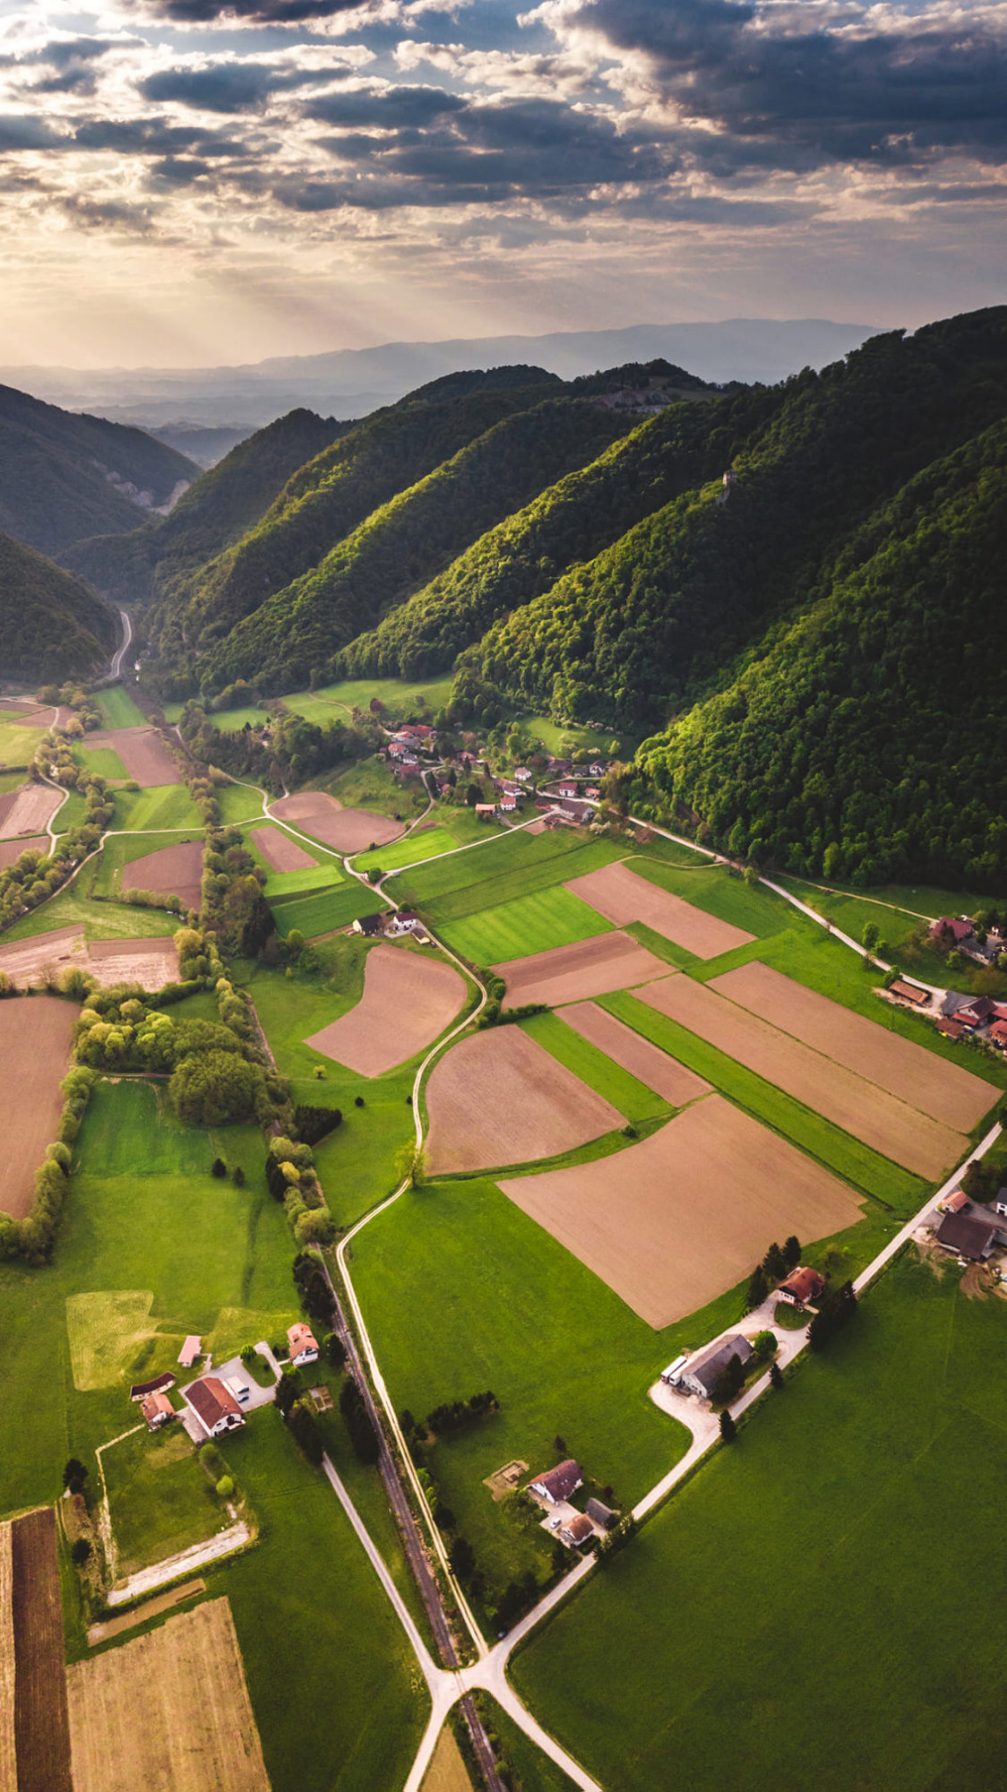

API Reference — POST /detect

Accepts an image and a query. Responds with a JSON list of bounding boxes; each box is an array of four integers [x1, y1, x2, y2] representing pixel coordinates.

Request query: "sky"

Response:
[[0, 0, 1004, 367]]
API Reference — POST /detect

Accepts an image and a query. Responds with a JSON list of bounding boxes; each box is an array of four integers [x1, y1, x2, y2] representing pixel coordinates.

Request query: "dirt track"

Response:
[[0, 997, 76, 1218], [566, 859, 754, 959], [251, 824, 316, 871], [272, 791, 404, 852], [0, 785, 61, 840], [123, 839, 202, 909], [87, 727, 180, 786], [307, 943, 467, 1076], [712, 960, 999, 1131], [500, 1094, 861, 1327], [67, 1598, 268, 1792], [10, 1508, 72, 1792], [640, 974, 968, 1180], [494, 929, 667, 1010], [425, 1024, 622, 1173], [0, 834, 46, 868], [558, 1001, 712, 1107]]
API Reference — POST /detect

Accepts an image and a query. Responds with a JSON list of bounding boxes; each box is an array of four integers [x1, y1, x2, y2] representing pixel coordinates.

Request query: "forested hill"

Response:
[[61, 407, 346, 606], [0, 383, 197, 557], [0, 534, 117, 680]]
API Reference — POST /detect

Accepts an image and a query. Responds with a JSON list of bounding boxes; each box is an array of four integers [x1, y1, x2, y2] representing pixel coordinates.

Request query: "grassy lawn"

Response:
[[438, 883, 612, 965], [103, 1424, 225, 1576], [520, 1010, 671, 1129], [290, 674, 455, 724], [350, 1175, 692, 1625], [88, 829, 202, 898], [75, 741, 128, 780], [94, 687, 148, 729], [52, 789, 90, 834], [0, 716, 43, 769], [519, 715, 624, 757], [112, 783, 202, 832], [269, 881, 386, 939], [398, 828, 618, 910], [511, 1252, 1007, 1792], [355, 810, 500, 876], [214, 780, 267, 825], [1, 880, 180, 941], [315, 754, 427, 820], [780, 874, 1007, 1000], [602, 989, 925, 1211]]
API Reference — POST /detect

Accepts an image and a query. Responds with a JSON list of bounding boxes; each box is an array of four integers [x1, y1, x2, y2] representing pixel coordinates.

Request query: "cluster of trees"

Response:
[[0, 533, 117, 680], [808, 1281, 858, 1350], [0, 769, 112, 932], [266, 1137, 336, 1246], [200, 827, 273, 957], [423, 1391, 499, 1438], [746, 1236, 802, 1308], [178, 705, 379, 797], [340, 1375, 379, 1464], [0, 1065, 96, 1262], [293, 1103, 343, 1146]]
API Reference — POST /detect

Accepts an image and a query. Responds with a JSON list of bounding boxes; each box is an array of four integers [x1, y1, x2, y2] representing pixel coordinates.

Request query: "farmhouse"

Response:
[[777, 1266, 826, 1308], [559, 1513, 594, 1549], [888, 978, 930, 1007], [354, 913, 386, 938], [990, 1021, 1007, 1051], [184, 1375, 245, 1438], [178, 1336, 201, 1369], [930, 917, 975, 947], [934, 1210, 1002, 1261], [140, 1392, 175, 1430], [288, 1322, 319, 1367], [529, 1460, 583, 1505], [938, 1188, 969, 1215], [935, 1017, 968, 1041], [995, 1190, 1007, 1218], [679, 1336, 754, 1400], [956, 996, 996, 1030], [498, 796, 518, 814], [514, 768, 533, 783], [388, 908, 420, 936]]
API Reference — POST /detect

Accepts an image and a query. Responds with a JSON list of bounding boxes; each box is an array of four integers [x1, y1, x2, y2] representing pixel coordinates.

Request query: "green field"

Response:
[[214, 780, 267, 826], [270, 881, 386, 939], [103, 1424, 224, 1576], [0, 1079, 427, 1792], [0, 715, 43, 769], [315, 753, 427, 821], [512, 1253, 1007, 1792], [95, 686, 148, 729], [780, 874, 1007, 999], [112, 783, 201, 832], [399, 831, 625, 932], [1, 878, 180, 942], [290, 674, 455, 724], [519, 715, 624, 757], [246, 823, 343, 898], [354, 810, 500, 876], [439, 882, 613, 965], [75, 741, 129, 780], [88, 828, 202, 899]]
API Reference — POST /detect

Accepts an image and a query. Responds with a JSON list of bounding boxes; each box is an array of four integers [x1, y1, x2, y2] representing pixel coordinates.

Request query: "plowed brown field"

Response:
[[500, 1095, 860, 1327], [566, 860, 753, 959], [10, 1508, 72, 1792], [0, 1523, 15, 1792], [0, 996, 76, 1218], [123, 839, 202, 909], [558, 1001, 711, 1106], [251, 824, 316, 871], [0, 923, 87, 986], [272, 791, 404, 852], [711, 960, 999, 1131], [307, 942, 467, 1075], [67, 1598, 268, 1792], [0, 785, 60, 839], [640, 975, 967, 1180], [425, 1024, 622, 1173], [0, 834, 46, 868], [494, 930, 667, 1011], [88, 936, 179, 991], [87, 727, 179, 786]]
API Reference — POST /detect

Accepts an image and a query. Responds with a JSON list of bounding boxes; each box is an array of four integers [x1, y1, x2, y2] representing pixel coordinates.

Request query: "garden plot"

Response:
[[67, 1598, 268, 1792], [0, 996, 76, 1220], [85, 726, 179, 786], [558, 1002, 712, 1107], [3, 1508, 72, 1792], [249, 824, 316, 871], [0, 783, 60, 839], [306, 943, 467, 1076], [425, 1025, 622, 1174], [0, 833, 46, 868], [567, 859, 754, 959], [272, 790, 404, 853], [494, 930, 667, 1011], [640, 976, 967, 1181], [500, 1094, 860, 1328], [711, 960, 999, 1131], [123, 839, 202, 909]]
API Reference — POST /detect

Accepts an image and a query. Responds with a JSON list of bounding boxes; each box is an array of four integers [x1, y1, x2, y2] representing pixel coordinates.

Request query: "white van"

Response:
[[660, 1354, 689, 1387]]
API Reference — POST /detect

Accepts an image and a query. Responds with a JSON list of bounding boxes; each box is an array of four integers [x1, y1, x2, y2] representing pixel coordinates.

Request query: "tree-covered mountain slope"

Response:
[[61, 407, 345, 605], [625, 420, 1007, 888], [0, 533, 117, 680], [197, 395, 640, 690], [0, 383, 197, 557], [457, 310, 1007, 731]]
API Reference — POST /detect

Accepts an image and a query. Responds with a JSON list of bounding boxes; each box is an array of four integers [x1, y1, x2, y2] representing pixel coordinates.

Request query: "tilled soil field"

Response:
[[494, 929, 667, 1011], [123, 839, 203, 910], [88, 936, 179, 992], [0, 784, 61, 839], [500, 1094, 861, 1327], [86, 727, 180, 786], [306, 943, 467, 1076], [558, 1001, 712, 1107], [0, 1523, 14, 1792], [0, 923, 87, 986], [251, 824, 317, 871], [0, 834, 46, 868], [10, 1508, 72, 1792], [272, 791, 404, 852], [0, 996, 77, 1218], [640, 974, 968, 1180], [67, 1598, 268, 1792], [566, 859, 754, 959], [712, 960, 999, 1132], [425, 1024, 622, 1174]]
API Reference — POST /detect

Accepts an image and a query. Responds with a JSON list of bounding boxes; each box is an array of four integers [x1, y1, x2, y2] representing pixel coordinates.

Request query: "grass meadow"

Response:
[[94, 687, 147, 730], [103, 1425, 223, 1576], [269, 881, 386, 939], [354, 807, 499, 876], [111, 783, 202, 832], [438, 882, 612, 965], [316, 754, 427, 820], [0, 715, 44, 769], [75, 741, 129, 780], [511, 1252, 1007, 1792], [2, 878, 180, 941]]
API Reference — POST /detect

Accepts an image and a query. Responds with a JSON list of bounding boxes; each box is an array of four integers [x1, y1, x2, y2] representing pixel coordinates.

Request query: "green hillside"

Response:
[[0, 382, 197, 557], [0, 532, 117, 679]]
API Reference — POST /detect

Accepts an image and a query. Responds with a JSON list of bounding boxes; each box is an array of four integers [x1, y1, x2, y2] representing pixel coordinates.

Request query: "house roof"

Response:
[[585, 1498, 616, 1526], [178, 1336, 201, 1367], [561, 1513, 594, 1544], [932, 916, 974, 942], [960, 996, 995, 1023], [944, 1190, 970, 1213], [531, 1459, 582, 1501], [935, 1018, 968, 1040], [288, 1322, 318, 1353], [356, 913, 385, 936], [935, 1210, 998, 1260], [779, 1266, 826, 1302], [141, 1392, 174, 1422], [889, 979, 929, 1006], [130, 1370, 175, 1400], [186, 1375, 242, 1429], [686, 1335, 754, 1395], [989, 1021, 1007, 1047]]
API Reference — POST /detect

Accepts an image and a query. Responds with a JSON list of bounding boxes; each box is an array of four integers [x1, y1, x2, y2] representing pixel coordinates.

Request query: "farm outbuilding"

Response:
[[679, 1336, 754, 1400]]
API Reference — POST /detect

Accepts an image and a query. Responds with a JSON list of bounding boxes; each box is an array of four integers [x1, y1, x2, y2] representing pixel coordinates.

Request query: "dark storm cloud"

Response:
[[130, 0, 403, 23], [306, 84, 465, 129], [0, 114, 70, 150], [141, 62, 280, 111], [73, 117, 247, 156], [564, 0, 1007, 168]]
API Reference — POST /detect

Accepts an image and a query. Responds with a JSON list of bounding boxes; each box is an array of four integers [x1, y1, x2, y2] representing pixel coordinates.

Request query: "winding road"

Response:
[[110, 608, 133, 680]]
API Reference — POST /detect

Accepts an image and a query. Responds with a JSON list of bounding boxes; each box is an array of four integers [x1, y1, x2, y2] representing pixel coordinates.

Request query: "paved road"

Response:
[[110, 607, 133, 679]]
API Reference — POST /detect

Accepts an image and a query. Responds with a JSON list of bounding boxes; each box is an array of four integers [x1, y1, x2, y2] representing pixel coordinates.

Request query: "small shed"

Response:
[[178, 1336, 202, 1369]]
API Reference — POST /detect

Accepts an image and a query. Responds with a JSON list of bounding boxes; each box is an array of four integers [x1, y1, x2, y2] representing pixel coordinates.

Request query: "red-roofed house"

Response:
[[184, 1376, 245, 1438], [140, 1392, 175, 1430], [288, 1322, 319, 1367], [559, 1513, 594, 1549], [940, 1189, 970, 1215], [989, 1020, 1007, 1052], [930, 916, 975, 946], [777, 1267, 826, 1308], [529, 1459, 583, 1505]]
